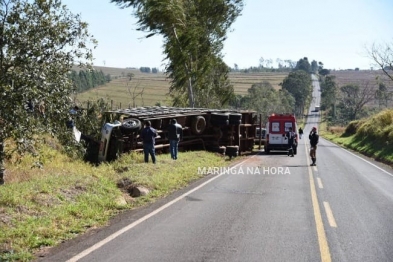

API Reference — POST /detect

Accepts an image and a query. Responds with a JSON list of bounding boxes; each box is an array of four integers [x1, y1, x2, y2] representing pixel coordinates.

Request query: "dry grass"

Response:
[[74, 67, 288, 108], [327, 126, 346, 135], [330, 69, 393, 107]]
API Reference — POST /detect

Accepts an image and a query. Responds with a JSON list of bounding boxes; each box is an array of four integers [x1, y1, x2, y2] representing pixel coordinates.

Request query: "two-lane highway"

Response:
[[38, 75, 393, 262]]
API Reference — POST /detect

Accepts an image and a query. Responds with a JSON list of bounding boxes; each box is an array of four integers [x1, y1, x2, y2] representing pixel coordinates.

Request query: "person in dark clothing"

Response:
[[167, 119, 183, 160], [309, 127, 319, 166], [285, 127, 297, 157], [140, 120, 157, 164], [298, 127, 303, 139]]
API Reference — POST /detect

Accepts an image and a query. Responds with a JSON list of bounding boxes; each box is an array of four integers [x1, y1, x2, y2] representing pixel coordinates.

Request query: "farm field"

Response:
[[74, 66, 288, 108], [330, 69, 393, 89], [75, 67, 393, 109], [329, 69, 393, 107]]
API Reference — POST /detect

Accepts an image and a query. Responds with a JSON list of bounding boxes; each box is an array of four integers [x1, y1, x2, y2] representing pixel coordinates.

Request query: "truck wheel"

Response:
[[226, 145, 239, 157], [191, 116, 206, 135], [210, 113, 229, 126], [120, 118, 141, 134], [229, 113, 242, 125]]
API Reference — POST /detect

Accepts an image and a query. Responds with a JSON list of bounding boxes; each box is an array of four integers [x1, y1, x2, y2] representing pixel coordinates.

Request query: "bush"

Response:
[[357, 109, 393, 139], [342, 119, 366, 137]]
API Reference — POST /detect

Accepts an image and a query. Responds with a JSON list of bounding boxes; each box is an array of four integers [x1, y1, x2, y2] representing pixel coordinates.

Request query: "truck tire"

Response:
[[210, 113, 229, 126], [226, 145, 239, 157], [120, 118, 141, 134], [191, 116, 206, 135], [229, 113, 242, 125]]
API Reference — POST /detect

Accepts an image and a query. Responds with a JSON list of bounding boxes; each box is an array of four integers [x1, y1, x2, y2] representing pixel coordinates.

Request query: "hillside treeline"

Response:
[[230, 57, 315, 123], [69, 70, 111, 92]]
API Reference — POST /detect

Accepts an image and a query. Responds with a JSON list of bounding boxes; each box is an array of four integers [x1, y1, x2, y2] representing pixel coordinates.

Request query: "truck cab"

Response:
[[264, 114, 298, 154]]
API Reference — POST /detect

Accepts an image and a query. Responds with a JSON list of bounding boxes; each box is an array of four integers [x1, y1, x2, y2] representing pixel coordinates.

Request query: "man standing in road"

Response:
[[285, 127, 296, 157], [309, 127, 319, 166], [141, 120, 157, 164], [298, 127, 303, 139], [167, 119, 183, 160]]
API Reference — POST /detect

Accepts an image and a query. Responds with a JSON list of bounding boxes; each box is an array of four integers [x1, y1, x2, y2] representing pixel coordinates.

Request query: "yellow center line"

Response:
[[305, 143, 332, 262]]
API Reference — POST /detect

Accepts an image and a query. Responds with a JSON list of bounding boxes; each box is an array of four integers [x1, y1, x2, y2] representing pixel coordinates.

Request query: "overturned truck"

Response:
[[97, 106, 258, 162]]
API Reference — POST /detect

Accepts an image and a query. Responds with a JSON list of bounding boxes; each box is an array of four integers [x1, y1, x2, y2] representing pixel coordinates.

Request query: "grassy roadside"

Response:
[[0, 144, 236, 261], [318, 109, 393, 167]]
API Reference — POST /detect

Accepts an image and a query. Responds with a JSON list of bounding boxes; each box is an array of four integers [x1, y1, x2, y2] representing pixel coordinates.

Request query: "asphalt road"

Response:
[[38, 76, 393, 262]]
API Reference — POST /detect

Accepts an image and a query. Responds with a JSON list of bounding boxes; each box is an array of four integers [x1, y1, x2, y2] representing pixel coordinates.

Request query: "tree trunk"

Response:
[[0, 140, 5, 185], [187, 76, 195, 108]]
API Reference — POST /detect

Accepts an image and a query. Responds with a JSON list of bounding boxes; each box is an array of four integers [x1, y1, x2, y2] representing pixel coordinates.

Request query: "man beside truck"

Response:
[[141, 120, 157, 164]]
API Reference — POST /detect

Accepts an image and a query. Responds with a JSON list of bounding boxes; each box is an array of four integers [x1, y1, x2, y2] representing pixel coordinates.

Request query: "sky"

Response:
[[62, 0, 393, 70]]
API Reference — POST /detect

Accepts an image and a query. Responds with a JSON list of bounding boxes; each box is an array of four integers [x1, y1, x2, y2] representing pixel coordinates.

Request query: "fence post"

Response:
[[259, 114, 262, 150]]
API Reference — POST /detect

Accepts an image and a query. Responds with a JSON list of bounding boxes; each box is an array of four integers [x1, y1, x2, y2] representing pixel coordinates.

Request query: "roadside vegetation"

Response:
[[0, 139, 231, 261], [320, 109, 393, 166]]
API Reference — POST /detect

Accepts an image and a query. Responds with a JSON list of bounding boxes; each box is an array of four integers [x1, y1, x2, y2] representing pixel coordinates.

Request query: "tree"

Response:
[[320, 75, 338, 119], [284, 59, 297, 69], [368, 42, 393, 81], [229, 81, 295, 123], [259, 57, 265, 69], [318, 61, 330, 76], [311, 60, 318, 74], [375, 82, 391, 108], [111, 0, 244, 108], [339, 82, 376, 121], [281, 70, 312, 116], [276, 58, 284, 69], [0, 0, 96, 184], [295, 57, 311, 73]]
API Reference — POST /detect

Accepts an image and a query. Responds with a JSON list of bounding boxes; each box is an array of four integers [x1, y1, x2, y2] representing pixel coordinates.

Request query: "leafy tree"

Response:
[[295, 57, 311, 73], [311, 60, 318, 74], [375, 82, 391, 108], [320, 75, 339, 120], [0, 0, 96, 184], [229, 81, 295, 123], [281, 70, 312, 116], [140, 67, 151, 73], [111, 0, 244, 108], [320, 75, 338, 110], [318, 62, 330, 76]]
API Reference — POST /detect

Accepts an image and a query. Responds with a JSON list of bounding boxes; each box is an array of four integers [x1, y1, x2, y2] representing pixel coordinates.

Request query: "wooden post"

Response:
[[259, 114, 262, 150]]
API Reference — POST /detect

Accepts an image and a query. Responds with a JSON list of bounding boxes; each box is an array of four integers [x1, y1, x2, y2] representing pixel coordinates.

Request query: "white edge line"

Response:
[[322, 138, 393, 177], [66, 154, 259, 262]]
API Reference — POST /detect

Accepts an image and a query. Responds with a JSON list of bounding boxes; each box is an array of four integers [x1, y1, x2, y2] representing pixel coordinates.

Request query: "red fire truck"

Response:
[[264, 113, 298, 154]]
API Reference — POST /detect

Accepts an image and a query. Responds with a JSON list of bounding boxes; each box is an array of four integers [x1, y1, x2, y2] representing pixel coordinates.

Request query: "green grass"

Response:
[[320, 109, 393, 166], [0, 143, 233, 261]]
